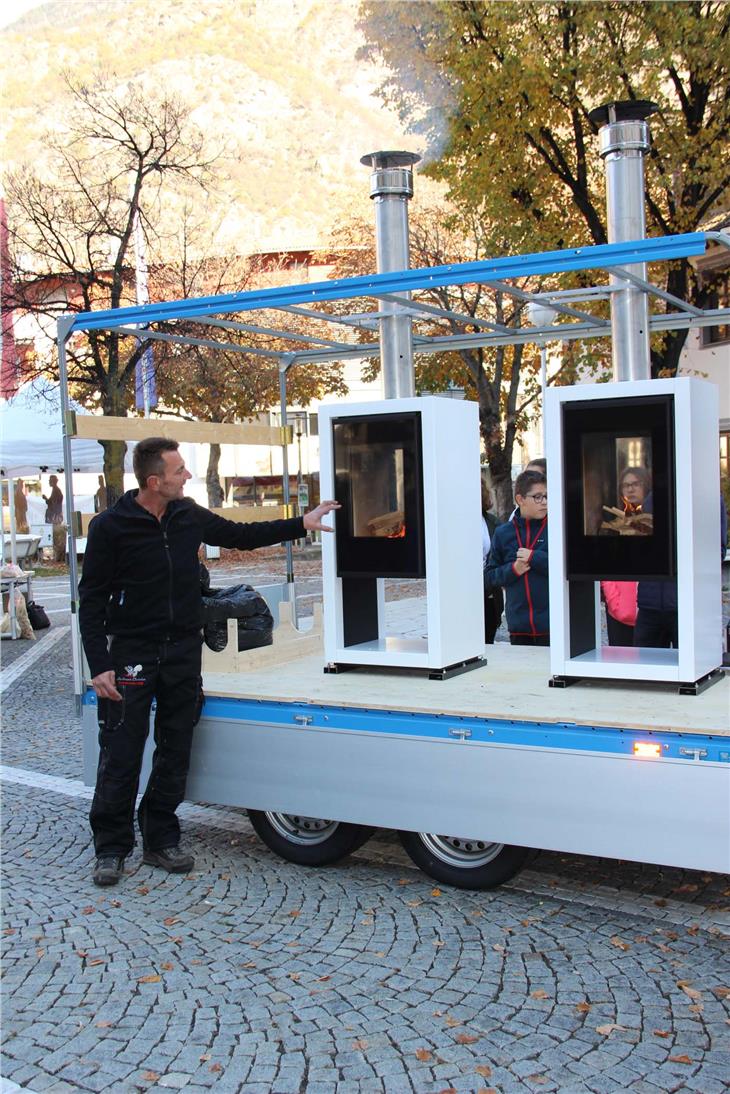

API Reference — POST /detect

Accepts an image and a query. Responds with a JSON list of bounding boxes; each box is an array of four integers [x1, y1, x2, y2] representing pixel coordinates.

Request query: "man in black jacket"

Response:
[[79, 436, 338, 887]]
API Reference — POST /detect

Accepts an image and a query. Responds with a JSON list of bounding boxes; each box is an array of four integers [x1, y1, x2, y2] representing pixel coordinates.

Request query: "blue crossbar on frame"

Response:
[[67, 233, 708, 335]]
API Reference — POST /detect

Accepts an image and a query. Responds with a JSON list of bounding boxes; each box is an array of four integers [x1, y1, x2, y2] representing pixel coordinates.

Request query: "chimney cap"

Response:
[[588, 100, 659, 127], [360, 150, 421, 170]]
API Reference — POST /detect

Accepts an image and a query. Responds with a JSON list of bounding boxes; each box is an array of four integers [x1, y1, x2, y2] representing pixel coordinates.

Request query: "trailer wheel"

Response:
[[398, 831, 530, 890], [247, 810, 373, 866]]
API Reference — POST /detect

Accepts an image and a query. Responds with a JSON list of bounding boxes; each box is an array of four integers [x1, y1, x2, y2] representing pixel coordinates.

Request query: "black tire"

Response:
[[398, 830, 530, 890], [247, 809, 373, 867]]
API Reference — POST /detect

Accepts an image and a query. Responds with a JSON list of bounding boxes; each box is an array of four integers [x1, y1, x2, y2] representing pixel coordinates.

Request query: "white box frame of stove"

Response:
[[319, 396, 485, 671], [546, 377, 723, 685]]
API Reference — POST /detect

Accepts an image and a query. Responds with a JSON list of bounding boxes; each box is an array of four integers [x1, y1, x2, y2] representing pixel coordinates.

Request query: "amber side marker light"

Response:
[[633, 742, 662, 758]]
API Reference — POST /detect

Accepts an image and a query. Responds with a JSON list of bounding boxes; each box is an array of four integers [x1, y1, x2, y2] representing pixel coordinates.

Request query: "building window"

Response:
[[721, 432, 729, 480], [701, 269, 730, 347]]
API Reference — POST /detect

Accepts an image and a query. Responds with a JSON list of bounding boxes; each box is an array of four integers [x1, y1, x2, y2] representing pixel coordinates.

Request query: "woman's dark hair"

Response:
[[618, 465, 651, 497], [133, 437, 179, 487]]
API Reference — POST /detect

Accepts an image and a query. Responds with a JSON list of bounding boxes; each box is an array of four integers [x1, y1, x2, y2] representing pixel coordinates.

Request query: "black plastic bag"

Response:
[[200, 569, 273, 652], [26, 600, 51, 630]]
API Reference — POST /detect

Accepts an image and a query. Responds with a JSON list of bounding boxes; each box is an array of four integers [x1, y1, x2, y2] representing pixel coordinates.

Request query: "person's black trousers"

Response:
[[606, 614, 634, 647], [509, 634, 550, 646], [634, 608, 678, 649], [90, 631, 203, 857]]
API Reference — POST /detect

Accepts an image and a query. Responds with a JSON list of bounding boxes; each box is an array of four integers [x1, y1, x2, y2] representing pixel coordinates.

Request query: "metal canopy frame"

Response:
[[57, 229, 730, 706]]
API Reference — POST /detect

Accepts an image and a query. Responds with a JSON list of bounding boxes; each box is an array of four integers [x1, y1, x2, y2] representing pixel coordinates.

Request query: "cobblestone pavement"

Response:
[[1, 563, 729, 1093]]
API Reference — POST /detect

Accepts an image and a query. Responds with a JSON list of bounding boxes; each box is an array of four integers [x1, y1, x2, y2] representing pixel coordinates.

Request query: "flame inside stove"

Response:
[[387, 524, 406, 539], [622, 497, 643, 515]]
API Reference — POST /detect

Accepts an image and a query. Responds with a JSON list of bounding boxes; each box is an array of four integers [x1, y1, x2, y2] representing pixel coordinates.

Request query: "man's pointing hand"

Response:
[[302, 500, 340, 533]]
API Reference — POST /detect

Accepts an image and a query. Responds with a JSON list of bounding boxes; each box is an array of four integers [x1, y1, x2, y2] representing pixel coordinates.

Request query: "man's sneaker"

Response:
[[93, 854, 126, 887], [142, 845, 195, 873]]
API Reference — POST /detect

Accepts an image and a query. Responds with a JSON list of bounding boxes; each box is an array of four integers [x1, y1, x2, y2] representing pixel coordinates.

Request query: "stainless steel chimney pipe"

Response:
[[361, 151, 421, 399], [590, 101, 658, 382]]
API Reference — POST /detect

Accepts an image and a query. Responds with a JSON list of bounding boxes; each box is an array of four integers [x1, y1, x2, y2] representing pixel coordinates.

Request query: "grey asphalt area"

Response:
[[1, 570, 729, 1094]]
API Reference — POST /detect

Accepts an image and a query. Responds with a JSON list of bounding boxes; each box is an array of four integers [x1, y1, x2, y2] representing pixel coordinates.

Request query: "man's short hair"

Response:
[[525, 457, 546, 473], [133, 437, 179, 488], [514, 468, 546, 501]]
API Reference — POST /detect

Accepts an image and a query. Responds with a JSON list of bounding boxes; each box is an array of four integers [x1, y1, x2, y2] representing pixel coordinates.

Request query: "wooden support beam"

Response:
[[66, 411, 292, 446], [75, 504, 294, 537]]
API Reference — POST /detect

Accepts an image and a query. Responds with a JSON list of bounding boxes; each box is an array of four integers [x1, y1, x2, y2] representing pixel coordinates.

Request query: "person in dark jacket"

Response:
[[485, 469, 549, 646], [79, 436, 339, 887], [481, 479, 504, 643], [635, 494, 727, 648]]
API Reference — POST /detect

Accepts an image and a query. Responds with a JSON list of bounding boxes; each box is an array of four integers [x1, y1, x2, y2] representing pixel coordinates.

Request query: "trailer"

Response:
[[61, 107, 730, 890]]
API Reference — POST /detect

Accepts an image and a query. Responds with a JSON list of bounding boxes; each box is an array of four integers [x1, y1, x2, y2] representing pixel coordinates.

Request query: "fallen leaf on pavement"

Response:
[[575, 1002, 591, 1014], [677, 981, 702, 1001], [530, 990, 549, 1000], [163, 917, 179, 926], [136, 887, 149, 896], [596, 1023, 626, 1036], [415, 1048, 432, 1061], [445, 1015, 461, 1028], [137, 974, 161, 984], [712, 986, 730, 998], [431, 888, 442, 897], [317, 975, 331, 982], [610, 936, 631, 951], [287, 909, 300, 917], [527, 1076, 548, 1085], [160, 962, 174, 971], [475, 1065, 492, 1077], [209, 1063, 223, 1073], [668, 1054, 693, 1064], [456, 1033, 479, 1044], [653, 1029, 671, 1038], [142, 1072, 159, 1082], [352, 1039, 368, 1051], [96, 1021, 112, 1028]]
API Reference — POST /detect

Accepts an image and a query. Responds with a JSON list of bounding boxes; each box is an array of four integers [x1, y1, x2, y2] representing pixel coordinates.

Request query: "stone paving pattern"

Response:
[[1, 564, 729, 1093]]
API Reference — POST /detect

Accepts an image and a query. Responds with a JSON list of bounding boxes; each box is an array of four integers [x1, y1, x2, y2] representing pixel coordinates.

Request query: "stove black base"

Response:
[[323, 656, 486, 681]]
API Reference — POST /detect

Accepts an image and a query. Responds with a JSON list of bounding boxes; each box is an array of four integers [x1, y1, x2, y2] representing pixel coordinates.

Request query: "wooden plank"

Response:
[[75, 504, 293, 535], [210, 505, 293, 522], [203, 642, 730, 736], [68, 412, 291, 446], [202, 602, 323, 675]]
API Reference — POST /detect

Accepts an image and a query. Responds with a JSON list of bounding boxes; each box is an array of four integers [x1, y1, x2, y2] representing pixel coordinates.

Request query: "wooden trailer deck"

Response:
[[202, 630, 730, 738]]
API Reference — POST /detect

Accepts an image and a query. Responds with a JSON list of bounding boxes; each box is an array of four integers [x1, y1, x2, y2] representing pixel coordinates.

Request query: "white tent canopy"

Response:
[[0, 379, 109, 477]]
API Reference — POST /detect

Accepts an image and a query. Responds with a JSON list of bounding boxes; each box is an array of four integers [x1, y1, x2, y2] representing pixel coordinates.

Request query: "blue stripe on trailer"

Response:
[[68, 233, 707, 333], [199, 694, 726, 763], [81, 687, 725, 761]]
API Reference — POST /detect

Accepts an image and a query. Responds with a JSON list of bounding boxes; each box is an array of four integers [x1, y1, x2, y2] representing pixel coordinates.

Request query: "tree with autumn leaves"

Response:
[[358, 0, 730, 502], [4, 76, 345, 503]]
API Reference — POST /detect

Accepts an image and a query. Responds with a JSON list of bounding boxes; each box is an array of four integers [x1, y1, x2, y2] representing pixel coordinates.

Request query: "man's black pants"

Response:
[[90, 632, 203, 857]]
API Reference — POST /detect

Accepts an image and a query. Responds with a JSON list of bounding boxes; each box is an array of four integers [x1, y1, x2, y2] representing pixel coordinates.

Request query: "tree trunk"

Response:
[[101, 439, 127, 505], [206, 443, 224, 508]]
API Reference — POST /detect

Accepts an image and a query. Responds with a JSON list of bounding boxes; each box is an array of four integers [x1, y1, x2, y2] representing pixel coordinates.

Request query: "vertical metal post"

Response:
[[361, 151, 420, 399], [57, 315, 83, 712], [590, 101, 658, 382], [279, 360, 295, 588]]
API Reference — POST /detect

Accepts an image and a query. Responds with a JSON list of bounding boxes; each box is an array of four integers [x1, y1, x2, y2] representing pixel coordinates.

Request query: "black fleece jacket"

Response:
[[79, 490, 305, 678]]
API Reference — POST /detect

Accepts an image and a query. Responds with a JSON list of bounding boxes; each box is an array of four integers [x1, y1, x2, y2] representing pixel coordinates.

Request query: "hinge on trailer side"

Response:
[[678, 747, 708, 761], [448, 727, 472, 741], [293, 714, 313, 726]]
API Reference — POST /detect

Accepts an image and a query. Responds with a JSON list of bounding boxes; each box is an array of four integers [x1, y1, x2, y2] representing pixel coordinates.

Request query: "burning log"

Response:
[[600, 504, 653, 536]]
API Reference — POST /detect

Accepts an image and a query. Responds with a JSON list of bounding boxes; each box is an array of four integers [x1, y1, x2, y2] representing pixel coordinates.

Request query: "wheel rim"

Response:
[[419, 833, 505, 869], [264, 811, 340, 846]]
